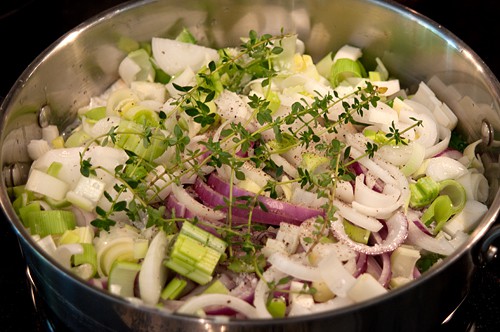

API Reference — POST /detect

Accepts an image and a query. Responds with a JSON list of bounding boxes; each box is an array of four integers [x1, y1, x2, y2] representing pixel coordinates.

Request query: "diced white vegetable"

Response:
[[390, 245, 421, 279], [318, 251, 356, 297], [426, 156, 469, 181], [443, 200, 488, 234], [152, 37, 219, 76], [27, 139, 51, 160], [42, 125, 60, 144], [25, 169, 69, 200], [347, 273, 387, 303], [130, 81, 166, 103], [288, 281, 315, 316]]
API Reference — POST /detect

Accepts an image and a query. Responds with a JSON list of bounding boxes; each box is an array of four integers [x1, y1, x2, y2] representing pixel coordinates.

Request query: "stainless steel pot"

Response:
[[1, 0, 499, 331]]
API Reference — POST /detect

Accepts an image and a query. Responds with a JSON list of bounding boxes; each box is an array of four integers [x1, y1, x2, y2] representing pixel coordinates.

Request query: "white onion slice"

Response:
[[171, 184, 226, 221], [425, 156, 469, 182], [334, 199, 383, 232], [177, 294, 259, 318], [317, 251, 356, 297], [424, 126, 451, 158], [267, 252, 322, 281], [406, 221, 454, 256]]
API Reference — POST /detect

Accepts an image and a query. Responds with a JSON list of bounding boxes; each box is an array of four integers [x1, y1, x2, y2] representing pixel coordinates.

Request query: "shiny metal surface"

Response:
[[0, 0, 499, 331]]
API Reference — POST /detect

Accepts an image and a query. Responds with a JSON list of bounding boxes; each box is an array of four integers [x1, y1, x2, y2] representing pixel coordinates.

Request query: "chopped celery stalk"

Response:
[[301, 152, 329, 174], [115, 120, 166, 161], [165, 233, 221, 285], [18, 202, 41, 227], [44, 196, 72, 209], [330, 58, 363, 87], [175, 28, 197, 44], [266, 297, 287, 318], [421, 179, 466, 234], [46, 161, 64, 181], [52, 136, 65, 149], [363, 129, 402, 145], [202, 279, 230, 295], [25, 169, 69, 201], [180, 222, 228, 253], [161, 277, 188, 300], [72, 243, 97, 279], [409, 176, 440, 208], [266, 90, 281, 114], [58, 226, 95, 245], [164, 229, 225, 285], [422, 195, 454, 233], [65, 130, 92, 148], [107, 261, 141, 298], [369, 71, 382, 81], [11, 185, 27, 199], [83, 106, 106, 121], [266, 133, 298, 154], [118, 36, 140, 53], [27, 210, 76, 237], [343, 220, 370, 244], [439, 180, 466, 213]]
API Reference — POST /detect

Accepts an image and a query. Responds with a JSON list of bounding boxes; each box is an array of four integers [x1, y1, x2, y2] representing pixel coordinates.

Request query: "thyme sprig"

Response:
[[77, 30, 422, 267]]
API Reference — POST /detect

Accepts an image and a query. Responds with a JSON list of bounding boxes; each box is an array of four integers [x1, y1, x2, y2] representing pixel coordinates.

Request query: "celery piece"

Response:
[[439, 180, 466, 213], [422, 195, 454, 234], [108, 261, 141, 298], [343, 220, 370, 244], [202, 279, 230, 295], [118, 36, 140, 53], [115, 120, 166, 161], [83, 106, 107, 121], [180, 222, 227, 253], [164, 222, 227, 285], [409, 176, 440, 208], [72, 243, 97, 279], [27, 210, 76, 237], [161, 277, 188, 300], [175, 28, 197, 44], [369, 71, 382, 81], [65, 130, 92, 148], [266, 297, 287, 318], [46, 161, 63, 182], [329, 58, 362, 87], [18, 202, 41, 227]]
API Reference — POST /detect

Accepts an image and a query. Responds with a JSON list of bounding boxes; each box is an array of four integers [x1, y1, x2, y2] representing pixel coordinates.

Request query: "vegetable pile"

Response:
[[12, 29, 490, 319]]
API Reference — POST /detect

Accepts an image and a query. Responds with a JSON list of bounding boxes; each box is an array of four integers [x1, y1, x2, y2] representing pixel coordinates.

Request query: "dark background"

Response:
[[0, 0, 499, 331]]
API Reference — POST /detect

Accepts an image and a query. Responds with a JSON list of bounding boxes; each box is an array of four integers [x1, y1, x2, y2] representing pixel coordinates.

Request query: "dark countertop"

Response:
[[1, 0, 499, 331]]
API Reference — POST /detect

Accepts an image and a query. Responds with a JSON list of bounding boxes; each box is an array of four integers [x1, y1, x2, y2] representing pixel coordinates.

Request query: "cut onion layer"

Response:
[[177, 293, 259, 318], [331, 211, 408, 255]]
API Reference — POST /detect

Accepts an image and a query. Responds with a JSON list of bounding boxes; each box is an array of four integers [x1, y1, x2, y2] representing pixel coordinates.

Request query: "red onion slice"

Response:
[[205, 172, 323, 225]]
